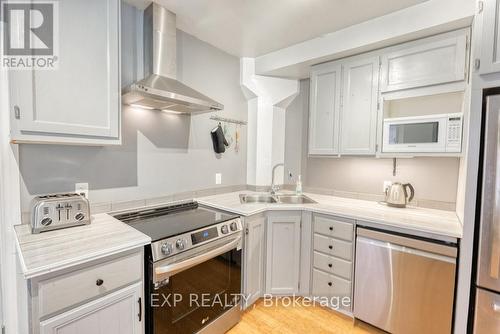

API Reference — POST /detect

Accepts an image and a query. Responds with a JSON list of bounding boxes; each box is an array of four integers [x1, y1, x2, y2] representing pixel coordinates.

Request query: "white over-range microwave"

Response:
[[382, 113, 463, 153]]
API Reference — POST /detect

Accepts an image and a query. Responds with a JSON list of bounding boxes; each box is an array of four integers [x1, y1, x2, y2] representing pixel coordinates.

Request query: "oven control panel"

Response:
[[151, 217, 242, 262]]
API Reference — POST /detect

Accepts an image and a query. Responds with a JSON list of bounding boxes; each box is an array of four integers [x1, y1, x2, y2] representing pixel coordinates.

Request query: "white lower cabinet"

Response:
[[265, 213, 302, 295], [311, 214, 354, 314], [28, 250, 144, 334], [243, 214, 266, 308], [40, 282, 143, 334]]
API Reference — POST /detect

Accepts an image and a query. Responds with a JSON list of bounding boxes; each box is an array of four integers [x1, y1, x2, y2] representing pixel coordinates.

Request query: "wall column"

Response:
[[240, 58, 299, 187]]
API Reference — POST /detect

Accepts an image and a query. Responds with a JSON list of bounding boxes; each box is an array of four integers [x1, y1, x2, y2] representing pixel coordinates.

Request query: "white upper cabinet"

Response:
[[339, 56, 380, 155], [308, 63, 341, 155], [380, 29, 468, 92], [9, 0, 121, 145], [479, 0, 500, 74]]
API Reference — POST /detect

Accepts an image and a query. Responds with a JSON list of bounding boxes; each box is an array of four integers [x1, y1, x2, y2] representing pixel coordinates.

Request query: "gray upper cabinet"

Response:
[[9, 0, 121, 145], [243, 215, 265, 309], [479, 0, 500, 74], [308, 62, 341, 155], [265, 213, 301, 295], [380, 29, 468, 92], [339, 56, 379, 155]]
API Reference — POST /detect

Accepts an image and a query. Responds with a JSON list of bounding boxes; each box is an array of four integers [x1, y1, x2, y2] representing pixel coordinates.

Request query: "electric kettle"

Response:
[[384, 182, 415, 208]]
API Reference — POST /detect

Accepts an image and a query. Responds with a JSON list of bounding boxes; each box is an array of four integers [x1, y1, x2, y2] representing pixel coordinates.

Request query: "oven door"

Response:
[[382, 116, 447, 153], [148, 235, 242, 334]]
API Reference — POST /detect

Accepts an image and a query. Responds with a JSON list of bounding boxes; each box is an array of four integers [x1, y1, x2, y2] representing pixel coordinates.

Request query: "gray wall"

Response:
[[285, 79, 460, 207], [19, 3, 247, 211]]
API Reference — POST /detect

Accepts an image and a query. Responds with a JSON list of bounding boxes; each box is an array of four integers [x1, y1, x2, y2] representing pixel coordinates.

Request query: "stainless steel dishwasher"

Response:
[[353, 228, 457, 334]]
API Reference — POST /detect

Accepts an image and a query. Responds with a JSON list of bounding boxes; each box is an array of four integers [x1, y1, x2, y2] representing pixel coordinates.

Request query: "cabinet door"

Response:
[[243, 216, 265, 308], [480, 0, 500, 74], [380, 29, 467, 92], [340, 56, 379, 155], [10, 0, 120, 145], [308, 63, 341, 155], [40, 283, 143, 334], [265, 214, 301, 295]]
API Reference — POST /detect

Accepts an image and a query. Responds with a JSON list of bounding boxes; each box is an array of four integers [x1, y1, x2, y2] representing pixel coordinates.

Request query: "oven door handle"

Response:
[[154, 235, 242, 280]]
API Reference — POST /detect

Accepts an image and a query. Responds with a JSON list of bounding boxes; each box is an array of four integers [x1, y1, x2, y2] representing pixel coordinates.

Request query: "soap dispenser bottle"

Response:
[[296, 175, 303, 195]]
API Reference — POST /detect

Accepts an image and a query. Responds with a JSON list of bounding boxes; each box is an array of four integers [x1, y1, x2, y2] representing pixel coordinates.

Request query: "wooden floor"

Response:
[[228, 298, 383, 334]]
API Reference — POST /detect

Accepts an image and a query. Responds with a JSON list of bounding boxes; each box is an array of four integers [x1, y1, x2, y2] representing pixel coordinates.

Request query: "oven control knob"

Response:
[[230, 222, 238, 231], [176, 239, 187, 250], [161, 242, 173, 255], [221, 225, 229, 234]]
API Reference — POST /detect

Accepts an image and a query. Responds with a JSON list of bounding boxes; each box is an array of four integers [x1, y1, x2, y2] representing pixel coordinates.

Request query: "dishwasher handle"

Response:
[[357, 236, 456, 264], [357, 228, 457, 258]]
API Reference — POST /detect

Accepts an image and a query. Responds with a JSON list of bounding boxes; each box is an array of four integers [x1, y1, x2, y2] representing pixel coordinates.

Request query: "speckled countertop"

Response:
[[197, 191, 462, 242], [15, 213, 151, 279]]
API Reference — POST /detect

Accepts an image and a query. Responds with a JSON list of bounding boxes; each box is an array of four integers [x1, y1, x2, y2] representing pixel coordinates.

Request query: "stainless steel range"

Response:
[[114, 201, 242, 334]]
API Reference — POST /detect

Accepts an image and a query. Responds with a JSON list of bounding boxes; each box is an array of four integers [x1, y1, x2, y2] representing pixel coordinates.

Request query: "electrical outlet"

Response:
[[75, 183, 89, 198], [383, 181, 392, 193], [215, 173, 222, 185]]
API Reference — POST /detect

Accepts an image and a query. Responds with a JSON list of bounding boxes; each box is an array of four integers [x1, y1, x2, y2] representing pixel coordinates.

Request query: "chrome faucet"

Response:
[[270, 163, 284, 195]]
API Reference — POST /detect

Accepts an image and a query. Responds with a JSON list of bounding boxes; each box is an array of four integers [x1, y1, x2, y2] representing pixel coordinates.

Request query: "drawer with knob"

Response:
[[36, 251, 142, 318], [312, 269, 351, 311], [314, 234, 353, 261], [313, 215, 354, 241], [313, 251, 352, 280]]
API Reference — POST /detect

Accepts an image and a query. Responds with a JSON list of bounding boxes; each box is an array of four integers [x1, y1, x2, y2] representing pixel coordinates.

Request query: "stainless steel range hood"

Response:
[[122, 3, 223, 113]]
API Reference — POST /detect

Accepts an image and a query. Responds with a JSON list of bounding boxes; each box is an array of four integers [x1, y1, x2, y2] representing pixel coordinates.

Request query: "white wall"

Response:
[[17, 3, 248, 210], [255, 0, 476, 78], [0, 65, 25, 334]]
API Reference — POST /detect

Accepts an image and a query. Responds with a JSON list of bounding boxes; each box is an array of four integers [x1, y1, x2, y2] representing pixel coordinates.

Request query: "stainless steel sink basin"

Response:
[[239, 194, 277, 203], [239, 194, 316, 204], [276, 195, 316, 204]]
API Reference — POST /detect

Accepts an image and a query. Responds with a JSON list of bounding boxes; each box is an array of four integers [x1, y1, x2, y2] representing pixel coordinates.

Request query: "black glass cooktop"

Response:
[[114, 202, 238, 242]]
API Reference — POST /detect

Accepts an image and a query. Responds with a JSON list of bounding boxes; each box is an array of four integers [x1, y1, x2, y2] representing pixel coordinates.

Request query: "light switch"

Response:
[[215, 173, 222, 185]]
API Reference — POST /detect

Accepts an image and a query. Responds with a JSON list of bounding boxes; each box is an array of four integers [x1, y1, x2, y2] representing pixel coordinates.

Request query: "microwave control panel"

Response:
[[445, 116, 463, 152]]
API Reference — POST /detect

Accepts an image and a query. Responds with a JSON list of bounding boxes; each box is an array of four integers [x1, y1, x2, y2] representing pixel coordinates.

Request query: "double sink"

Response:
[[239, 193, 316, 204]]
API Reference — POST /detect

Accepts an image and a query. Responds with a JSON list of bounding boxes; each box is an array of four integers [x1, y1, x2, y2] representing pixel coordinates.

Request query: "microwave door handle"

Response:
[[154, 235, 241, 279]]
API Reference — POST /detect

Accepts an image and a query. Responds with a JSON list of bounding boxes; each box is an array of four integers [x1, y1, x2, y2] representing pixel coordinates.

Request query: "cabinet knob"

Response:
[[328, 263, 333, 268], [96, 279, 104, 286], [329, 226, 333, 231], [328, 282, 332, 287], [328, 245, 333, 250]]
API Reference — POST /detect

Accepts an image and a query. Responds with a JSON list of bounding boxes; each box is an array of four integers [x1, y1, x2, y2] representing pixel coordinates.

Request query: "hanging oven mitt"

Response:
[[211, 124, 229, 153]]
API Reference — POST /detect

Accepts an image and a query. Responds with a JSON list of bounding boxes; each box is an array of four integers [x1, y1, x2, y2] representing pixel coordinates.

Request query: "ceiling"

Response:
[[127, 0, 429, 57]]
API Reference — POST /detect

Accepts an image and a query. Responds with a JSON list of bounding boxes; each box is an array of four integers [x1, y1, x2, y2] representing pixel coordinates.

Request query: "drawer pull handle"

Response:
[[329, 227, 333, 231], [96, 279, 104, 286], [328, 263, 333, 268], [328, 245, 333, 250], [328, 282, 332, 287]]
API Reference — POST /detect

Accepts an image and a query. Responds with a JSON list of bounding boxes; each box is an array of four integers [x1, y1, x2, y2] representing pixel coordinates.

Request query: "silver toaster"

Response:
[[31, 193, 90, 233]]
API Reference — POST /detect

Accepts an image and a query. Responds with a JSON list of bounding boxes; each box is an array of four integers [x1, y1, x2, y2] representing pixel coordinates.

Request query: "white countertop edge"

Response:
[[20, 237, 151, 279], [196, 199, 461, 243]]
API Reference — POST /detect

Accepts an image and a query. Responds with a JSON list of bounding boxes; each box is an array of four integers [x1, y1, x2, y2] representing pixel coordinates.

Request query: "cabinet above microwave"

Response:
[[382, 113, 463, 154]]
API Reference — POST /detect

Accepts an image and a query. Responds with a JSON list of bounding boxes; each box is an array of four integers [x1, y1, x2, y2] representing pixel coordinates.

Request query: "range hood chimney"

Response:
[[122, 3, 223, 113]]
